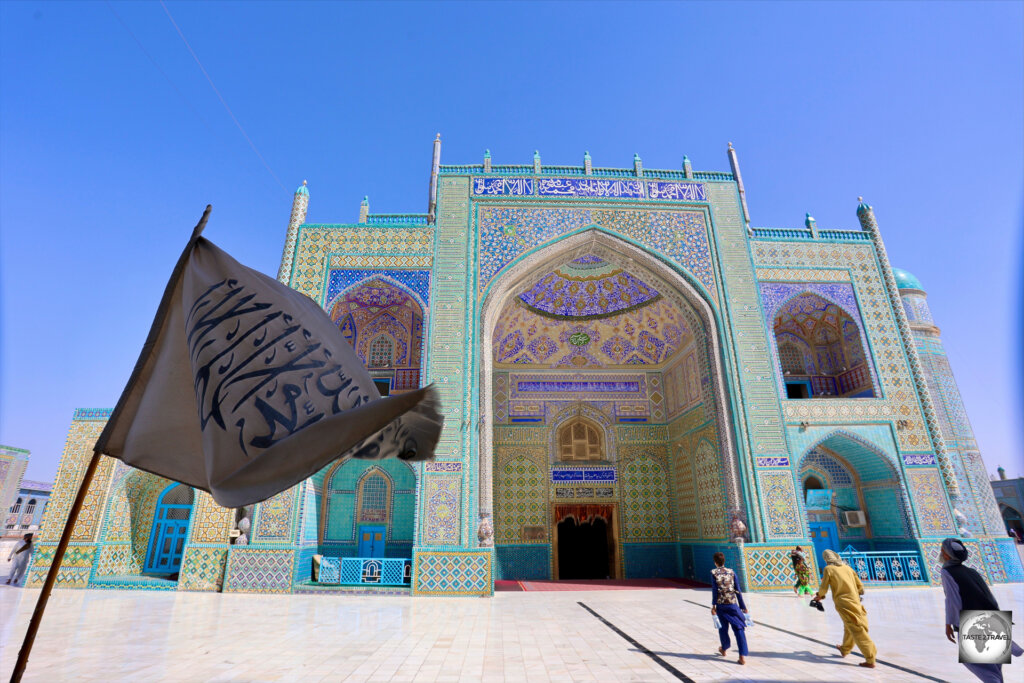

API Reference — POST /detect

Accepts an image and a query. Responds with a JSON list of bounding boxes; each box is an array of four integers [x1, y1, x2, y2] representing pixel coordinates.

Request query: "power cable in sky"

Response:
[[159, 0, 287, 193], [104, 1, 216, 138]]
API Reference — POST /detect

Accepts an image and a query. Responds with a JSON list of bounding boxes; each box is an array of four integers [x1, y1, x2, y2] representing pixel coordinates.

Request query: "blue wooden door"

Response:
[[809, 521, 839, 573], [145, 485, 194, 574], [358, 526, 386, 557]]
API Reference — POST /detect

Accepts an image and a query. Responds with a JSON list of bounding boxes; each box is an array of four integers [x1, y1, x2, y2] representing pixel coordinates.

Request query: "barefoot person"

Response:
[[5, 533, 33, 586], [710, 551, 749, 665], [940, 538, 1023, 683], [813, 549, 876, 668]]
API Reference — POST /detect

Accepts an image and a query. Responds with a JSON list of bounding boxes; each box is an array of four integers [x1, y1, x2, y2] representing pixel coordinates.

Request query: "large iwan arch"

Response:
[[477, 228, 744, 580]]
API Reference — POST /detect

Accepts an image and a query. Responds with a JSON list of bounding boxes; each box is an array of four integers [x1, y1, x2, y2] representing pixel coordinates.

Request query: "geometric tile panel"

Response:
[[758, 470, 803, 538], [423, 476, 461, 545], [38, 419, 109, 544], [413, 550, 492, 596], [994, 537, 1024, 583], [477, 206, 716, 301], [253, 487, 296, 541], [95, 543, 135, 576], [743, 544, 819, 591], [288, 224, 434, 300], [906, 469, 955, 536], [977, 539, 1006, 583], [224, 548, 294, 594], [694, 439, 728, 539], [621, 455, 672, 541], [919, 539, 989, 586], [189, 492, 234, 544], [25, 544, 97, 588], [494, 454, 546, 544], [178, 547, 229, 592]]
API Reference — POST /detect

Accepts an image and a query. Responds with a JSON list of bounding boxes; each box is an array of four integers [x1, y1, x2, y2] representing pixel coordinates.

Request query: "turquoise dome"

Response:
[[295, 180, 309, 197], [892, 268, 924, 291]]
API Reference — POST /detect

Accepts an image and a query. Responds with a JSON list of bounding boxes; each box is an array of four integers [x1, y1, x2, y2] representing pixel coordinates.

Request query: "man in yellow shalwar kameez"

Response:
[[813, 549, 877, 668]]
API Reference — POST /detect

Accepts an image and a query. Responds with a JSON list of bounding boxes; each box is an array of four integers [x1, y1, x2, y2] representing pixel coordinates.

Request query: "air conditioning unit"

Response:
[[843, 510, 867, 527]]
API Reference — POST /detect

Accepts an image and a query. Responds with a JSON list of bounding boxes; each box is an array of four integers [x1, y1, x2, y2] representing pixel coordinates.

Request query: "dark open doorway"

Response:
[[557, 516, 610, 580]]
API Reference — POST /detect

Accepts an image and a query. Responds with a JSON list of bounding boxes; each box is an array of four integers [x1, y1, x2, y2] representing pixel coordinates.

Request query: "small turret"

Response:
[[533, 150, 541, 174], [633, 153, 643, 177], [359, 195, 369, 224], [682, 155, 693, 179], [584, 150, 592, 175], [483, 149, 492, 173], [805, 212, 818, 238]]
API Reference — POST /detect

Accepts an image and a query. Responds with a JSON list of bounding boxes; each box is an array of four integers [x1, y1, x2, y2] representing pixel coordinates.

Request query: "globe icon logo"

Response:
[[958, 610, 1013, 664]]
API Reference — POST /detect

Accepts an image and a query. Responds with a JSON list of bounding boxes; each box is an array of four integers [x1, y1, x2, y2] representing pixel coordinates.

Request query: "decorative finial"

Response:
[[728, 142, 734, 150], [302, 179, 307, 185], [436, 133, 441, 140], [584, 150, 591, 158], [683, 155, 689, 161], [534, 150, 540, 156], [362, 195, 369, 203], [634, 153, 641, 161], [858, 196, 863, 202]]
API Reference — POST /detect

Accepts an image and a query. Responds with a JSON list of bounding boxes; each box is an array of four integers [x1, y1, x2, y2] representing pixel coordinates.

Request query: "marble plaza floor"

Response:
[[1, 582, 1021, 682]]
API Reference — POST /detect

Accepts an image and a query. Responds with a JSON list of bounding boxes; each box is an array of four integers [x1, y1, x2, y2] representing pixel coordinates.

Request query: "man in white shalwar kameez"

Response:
[[5, 533, 33, 586]]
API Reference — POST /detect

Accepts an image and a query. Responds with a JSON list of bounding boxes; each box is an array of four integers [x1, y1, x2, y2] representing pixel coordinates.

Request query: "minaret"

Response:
[[894, 267, 1005, 536], [726, 142, 751, 229], [277, 180, 308, 284], [856, 198, 959, 498], [427, 134, 441, 224]]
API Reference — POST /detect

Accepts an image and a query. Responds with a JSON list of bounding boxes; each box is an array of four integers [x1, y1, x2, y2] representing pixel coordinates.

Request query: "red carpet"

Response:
[[495, 578, 707, 592]]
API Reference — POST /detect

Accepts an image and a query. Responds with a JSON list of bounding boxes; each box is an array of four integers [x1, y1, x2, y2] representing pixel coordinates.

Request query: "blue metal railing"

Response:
[[316, 557, 412, 586], [839, 546, 926, 584]]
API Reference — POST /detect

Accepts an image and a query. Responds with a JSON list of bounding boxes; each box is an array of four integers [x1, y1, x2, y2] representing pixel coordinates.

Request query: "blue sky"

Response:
[[1, 1, 1021, 483]]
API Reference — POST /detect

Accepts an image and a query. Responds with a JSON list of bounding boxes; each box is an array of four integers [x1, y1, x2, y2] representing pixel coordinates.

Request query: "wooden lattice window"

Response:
[[368, 335, 393, 368], [558, 419, 603, 462]]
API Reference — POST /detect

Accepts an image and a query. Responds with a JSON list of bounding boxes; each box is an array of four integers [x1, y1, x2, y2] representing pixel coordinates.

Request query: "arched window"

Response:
[[368, 335, 394, 368], [773, 293, 875, 399], [558, 419, 603, 462], [10, 498, 22, 514], [25, 499, 36, 516], [803, 476, 824, 491], [358, 472, 389, 523]]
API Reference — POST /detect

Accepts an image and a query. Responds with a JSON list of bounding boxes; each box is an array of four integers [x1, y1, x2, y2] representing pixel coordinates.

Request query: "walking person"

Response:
[[940, 538, 1022, 683], [793, 554, 814, 596], [710, 551, 749, 665], [813, 548, 876, 668], [5, 533, 33, 586]]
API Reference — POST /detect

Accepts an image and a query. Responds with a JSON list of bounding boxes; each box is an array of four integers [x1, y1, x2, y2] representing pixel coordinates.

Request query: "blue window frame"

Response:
[[144, 484, 194, 574]]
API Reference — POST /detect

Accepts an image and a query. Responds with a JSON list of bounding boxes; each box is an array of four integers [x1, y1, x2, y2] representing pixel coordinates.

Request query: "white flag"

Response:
[[94, 207, 443, 507]]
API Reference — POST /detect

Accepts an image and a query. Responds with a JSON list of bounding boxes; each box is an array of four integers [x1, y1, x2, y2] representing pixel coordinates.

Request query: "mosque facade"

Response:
[[28, 141, 1023, 595]]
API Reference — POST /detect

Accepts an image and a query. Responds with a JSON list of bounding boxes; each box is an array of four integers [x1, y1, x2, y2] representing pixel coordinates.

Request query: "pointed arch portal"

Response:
[[479, 228, 744, 580]]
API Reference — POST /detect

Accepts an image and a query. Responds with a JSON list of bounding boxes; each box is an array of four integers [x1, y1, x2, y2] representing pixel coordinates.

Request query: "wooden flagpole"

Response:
[[10, 451, 103, 683]]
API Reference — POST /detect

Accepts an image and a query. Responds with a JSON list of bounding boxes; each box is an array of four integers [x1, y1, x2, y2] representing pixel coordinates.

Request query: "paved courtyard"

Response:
[[1, 582, 1021, 682]]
